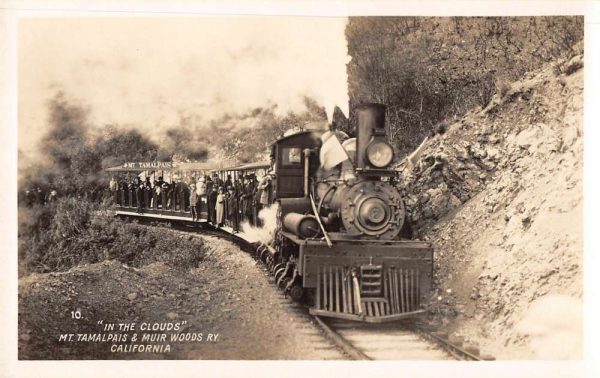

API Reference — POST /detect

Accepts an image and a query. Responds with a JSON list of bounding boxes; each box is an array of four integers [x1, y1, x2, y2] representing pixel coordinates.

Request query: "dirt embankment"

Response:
[[399, 53, 584, 359], [18, 232, 343, 360]]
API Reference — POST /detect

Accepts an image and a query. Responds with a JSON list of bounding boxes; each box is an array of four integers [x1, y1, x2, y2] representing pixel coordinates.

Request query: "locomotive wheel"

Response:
[[274, 267, 286, 283], [271, 262, 282, 275], [289, 284, 304, 302], [278, 276, 290, 290], [272, 263, 284, 275], [274, 268, 285, 282], [269, 256, 278, 270], [260, 249, 269, 263]]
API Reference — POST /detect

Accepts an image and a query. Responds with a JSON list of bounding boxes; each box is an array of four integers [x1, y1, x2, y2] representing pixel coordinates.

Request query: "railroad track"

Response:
[[314, 316, 495, 360], [139, 219, 495, 361]]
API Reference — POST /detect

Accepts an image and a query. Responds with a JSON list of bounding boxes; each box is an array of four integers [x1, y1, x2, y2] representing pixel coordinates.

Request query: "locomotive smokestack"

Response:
[[355, 103, 389, 170]]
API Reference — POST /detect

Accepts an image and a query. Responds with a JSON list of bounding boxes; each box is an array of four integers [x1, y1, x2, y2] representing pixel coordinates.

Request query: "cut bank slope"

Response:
[[399, 52, 583, 359]]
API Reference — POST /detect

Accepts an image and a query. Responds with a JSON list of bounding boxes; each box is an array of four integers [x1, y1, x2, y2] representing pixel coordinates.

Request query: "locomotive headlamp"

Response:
[[366, 141, 394, 168]]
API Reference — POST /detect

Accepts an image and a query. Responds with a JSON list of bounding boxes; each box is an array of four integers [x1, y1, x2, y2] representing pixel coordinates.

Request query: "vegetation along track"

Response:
[[136, 219, 494, 360]]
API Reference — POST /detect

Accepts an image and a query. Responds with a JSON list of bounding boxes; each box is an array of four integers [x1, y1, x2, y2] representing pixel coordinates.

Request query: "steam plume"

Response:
[[241, 203, 280, 245], [19, 17, 350, 161]]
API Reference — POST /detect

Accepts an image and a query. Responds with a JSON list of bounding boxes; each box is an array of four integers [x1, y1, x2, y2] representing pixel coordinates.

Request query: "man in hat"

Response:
[[47, 188, 58, 203], [224, 175, 233, 189], [160, 182, 169, 209], [35, 187, 44, 205], [209, 184, 219, 224], [136, 182, 144, 213], [227, 185, 239, 232], [212, 172, 223, 188], [205, 176, 214, 223], [196, 177, 207, 221], [258, 171, 272, 207], [109, 177, 118, 192], [233, 177, 244, 224], [189, 183, 198, 221], [241, 175, 255, 223], [108, 176, 118, 203]]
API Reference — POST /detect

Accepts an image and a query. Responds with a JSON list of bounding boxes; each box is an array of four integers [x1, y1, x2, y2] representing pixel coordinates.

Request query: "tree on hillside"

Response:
[[346, 16, 583, 157], [22, 92, 160, 199], [34, 93, 101, 195], [207, 96, 328, 164], [96, 126, 160, 168]]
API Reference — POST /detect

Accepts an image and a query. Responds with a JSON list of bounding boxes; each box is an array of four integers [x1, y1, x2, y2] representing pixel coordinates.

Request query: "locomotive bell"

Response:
[[355, 103, 394, 170]]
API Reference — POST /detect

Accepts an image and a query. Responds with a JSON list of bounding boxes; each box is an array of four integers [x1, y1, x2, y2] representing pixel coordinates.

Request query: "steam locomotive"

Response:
[[108, 103, 433, 323], [263, 103, 433, 323]]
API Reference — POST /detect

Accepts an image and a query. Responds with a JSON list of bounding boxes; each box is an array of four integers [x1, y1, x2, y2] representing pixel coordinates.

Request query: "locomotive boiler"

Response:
[[266, 103, 434, 323]]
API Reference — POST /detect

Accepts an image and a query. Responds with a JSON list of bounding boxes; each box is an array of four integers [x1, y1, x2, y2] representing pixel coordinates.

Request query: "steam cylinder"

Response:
[[283, 213, 320, 239]]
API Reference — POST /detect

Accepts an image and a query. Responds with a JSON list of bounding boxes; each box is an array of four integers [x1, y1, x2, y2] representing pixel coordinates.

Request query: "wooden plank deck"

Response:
[[114, 209, 258, 244]]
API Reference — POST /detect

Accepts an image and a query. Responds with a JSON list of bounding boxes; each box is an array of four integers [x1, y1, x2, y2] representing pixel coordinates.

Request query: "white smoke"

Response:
[[19, 17, 350, 159], [241, 203, 280, 244]]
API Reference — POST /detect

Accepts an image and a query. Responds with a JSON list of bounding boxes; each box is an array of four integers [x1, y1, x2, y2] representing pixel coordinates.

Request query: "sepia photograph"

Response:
[[2, 1, 598, 376]]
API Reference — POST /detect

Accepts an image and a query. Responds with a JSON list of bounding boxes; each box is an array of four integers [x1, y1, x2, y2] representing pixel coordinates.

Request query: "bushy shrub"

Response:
[[18, 204, 56, 275], [18, 198, 206, 276]]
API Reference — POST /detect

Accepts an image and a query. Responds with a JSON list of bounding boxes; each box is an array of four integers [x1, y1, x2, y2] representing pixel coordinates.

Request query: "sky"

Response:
[[18, 16, 350, 161]]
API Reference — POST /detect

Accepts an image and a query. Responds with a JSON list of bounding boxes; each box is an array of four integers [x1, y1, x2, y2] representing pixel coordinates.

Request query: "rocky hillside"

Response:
[[398, 51, 583, 359]]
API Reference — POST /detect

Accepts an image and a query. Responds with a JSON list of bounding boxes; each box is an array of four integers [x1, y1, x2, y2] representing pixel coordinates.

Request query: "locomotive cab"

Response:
[[271, 130, 323, 199]]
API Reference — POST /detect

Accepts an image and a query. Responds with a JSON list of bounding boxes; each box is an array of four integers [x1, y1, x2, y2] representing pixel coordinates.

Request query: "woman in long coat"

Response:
[[227, 186, 239, 232], [215, 187, 225, 227], [205, 177, 214, 222], [208, 179, 218, 224]]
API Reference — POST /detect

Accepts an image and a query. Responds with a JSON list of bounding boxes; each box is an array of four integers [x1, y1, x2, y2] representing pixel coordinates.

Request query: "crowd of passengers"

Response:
[[22, 186, 59, 206], [109, 172, 272, 232]]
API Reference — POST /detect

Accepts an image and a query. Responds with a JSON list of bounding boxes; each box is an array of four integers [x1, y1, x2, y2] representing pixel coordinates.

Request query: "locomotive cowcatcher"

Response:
[[266, 103, 434, 323]]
